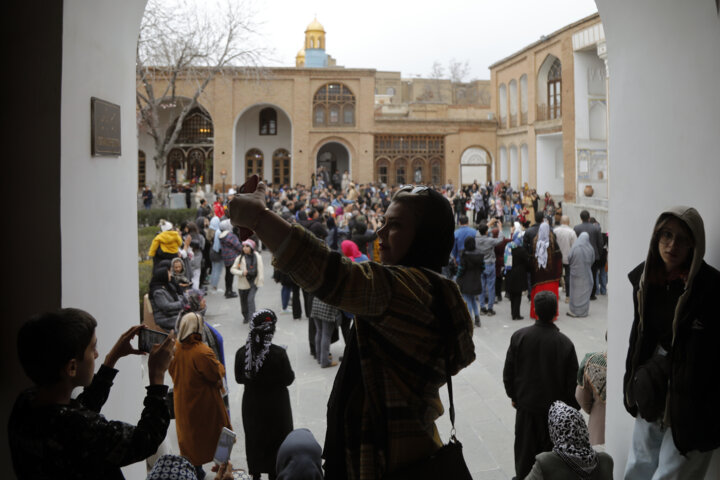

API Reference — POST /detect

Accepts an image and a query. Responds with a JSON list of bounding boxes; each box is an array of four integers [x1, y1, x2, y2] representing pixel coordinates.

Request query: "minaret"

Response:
[[303, 18, 328, 68]]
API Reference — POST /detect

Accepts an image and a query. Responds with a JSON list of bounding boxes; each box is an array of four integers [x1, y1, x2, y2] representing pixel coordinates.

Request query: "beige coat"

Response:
[[230, 251, 264, 290]]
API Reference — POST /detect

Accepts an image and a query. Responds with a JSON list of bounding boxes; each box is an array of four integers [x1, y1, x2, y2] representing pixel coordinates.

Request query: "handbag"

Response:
[[385, 271, 473, 480]]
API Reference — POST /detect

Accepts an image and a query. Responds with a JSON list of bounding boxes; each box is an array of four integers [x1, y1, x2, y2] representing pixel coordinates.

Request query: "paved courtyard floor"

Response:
[[165, 249, 608, 479]]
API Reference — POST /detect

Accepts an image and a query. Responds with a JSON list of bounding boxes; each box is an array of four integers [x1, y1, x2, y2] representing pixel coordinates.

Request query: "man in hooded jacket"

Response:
[[623, 206, 720, 479]]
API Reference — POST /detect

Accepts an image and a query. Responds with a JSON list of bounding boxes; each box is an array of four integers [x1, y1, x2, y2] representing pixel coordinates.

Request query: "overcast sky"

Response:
[[249, 0, 599, 80]]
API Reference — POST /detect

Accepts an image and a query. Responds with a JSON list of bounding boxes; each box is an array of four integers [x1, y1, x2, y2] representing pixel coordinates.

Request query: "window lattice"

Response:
[[245, 149, 264, 179], [374, 135, 444, 186], [313, 83, 355, 127], [259, 108, 277, 135], [172, 108, 213, 144], [272, 149, 291, 186], [166, 148, 184, 184]]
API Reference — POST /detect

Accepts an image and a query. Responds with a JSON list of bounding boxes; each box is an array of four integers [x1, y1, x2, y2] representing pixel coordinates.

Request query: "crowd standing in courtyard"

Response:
[[10, 166, 719, 480]]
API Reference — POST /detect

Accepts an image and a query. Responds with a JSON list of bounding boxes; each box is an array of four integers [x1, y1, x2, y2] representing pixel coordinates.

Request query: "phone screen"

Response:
[[213, 427, 237, 465], [138, 328, 168, 353]]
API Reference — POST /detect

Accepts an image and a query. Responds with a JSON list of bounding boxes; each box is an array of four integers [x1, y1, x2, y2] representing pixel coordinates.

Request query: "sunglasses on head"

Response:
[[398, 185, 430, 195]]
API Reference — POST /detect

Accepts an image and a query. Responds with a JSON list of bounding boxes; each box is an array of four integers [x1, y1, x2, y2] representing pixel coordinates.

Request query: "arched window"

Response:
[[376, 158, 390, 185], [411, 158, 425, 183], [430, 158, 442, 186], [548, 59, 562, 119], [166, 148, 184, 184], [245, 148, 264, 179], [138, 150, 146, 191], [259, 108, 277, 135], [313, 83, 355, 127], [272, 149, 291, 186], [187, 149, 205, 183], [520, 75, 528, 124], [168, 107, 213, 144], [395, 158, 407, 186], [386, 87, 396, 96], [509, 80, 518, 127], [498, 83, 507, 128]]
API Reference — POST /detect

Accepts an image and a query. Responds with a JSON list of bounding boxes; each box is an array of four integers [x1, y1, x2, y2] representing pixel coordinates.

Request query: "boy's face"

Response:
[[74, 333, 98, 387]]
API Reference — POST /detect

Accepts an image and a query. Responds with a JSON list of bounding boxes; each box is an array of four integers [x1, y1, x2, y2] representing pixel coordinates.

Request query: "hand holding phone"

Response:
[[237, 175, 259, 241], [213, 427, 237, 465]]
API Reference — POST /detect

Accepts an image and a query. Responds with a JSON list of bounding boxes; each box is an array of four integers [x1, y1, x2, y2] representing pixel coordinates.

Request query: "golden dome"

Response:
[[305, 17, 325, 33], [296, 48, 306, 58]]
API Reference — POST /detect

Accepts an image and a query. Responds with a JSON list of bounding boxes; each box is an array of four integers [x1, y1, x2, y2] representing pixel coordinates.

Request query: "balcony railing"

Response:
[[536, 104, 561, 122]]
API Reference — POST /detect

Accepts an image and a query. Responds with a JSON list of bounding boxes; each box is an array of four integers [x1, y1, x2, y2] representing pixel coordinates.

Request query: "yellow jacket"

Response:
[[148, 231, 182, 257]]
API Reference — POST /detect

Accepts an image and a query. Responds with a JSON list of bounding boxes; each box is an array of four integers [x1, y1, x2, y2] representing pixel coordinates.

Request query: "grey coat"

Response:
[[525, 451, 613, 480]]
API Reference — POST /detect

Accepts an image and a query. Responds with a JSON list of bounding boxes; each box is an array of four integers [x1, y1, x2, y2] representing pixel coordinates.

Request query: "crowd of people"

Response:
[[8, 169, 718, 480]]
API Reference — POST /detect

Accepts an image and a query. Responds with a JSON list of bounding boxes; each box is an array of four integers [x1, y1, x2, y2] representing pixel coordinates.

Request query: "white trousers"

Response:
[[624, 416, 714, 480]]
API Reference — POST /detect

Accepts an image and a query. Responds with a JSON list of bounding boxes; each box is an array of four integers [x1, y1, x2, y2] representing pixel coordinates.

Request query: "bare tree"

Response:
[[448, 58, 471, 83], [136, 0, 267, 198]]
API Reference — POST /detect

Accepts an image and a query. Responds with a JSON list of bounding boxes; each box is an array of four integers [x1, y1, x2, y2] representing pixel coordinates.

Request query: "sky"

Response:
[[248, 0, 599, 80]]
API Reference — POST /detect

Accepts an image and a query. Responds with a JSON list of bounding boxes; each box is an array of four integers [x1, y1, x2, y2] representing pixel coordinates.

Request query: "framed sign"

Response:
[[91, 97, 121, 156]]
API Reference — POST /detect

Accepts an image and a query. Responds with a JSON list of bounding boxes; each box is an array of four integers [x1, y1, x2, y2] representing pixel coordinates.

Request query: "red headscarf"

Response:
[[341, 240, 362, 261]]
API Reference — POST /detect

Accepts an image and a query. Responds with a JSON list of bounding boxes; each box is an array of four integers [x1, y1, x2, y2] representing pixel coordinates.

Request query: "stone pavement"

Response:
[[165, 249, 608, 479]]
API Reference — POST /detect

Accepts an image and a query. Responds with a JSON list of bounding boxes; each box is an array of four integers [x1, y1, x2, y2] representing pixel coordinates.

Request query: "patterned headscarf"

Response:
[[244, 309, 278, 379], [535, 222, 550, 269], [548, 401, 598, 478], [147, 454, 196, 479], [578, 351, 608, 403]]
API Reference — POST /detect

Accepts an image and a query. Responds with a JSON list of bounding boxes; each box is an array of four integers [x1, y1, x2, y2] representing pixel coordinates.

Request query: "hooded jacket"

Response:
[[623, 206, 720, 454], [148, 230, 182, 257]]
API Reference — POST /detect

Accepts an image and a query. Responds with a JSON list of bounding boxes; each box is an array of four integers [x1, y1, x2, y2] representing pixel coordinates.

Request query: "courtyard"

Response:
[[161, 250, 609, 479]]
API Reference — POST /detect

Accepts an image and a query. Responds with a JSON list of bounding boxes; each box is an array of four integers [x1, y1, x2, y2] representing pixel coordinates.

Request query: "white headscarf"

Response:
[[535, 222, 550, 269], [159, 219, 173, 232], [177, 312, 204, 342]]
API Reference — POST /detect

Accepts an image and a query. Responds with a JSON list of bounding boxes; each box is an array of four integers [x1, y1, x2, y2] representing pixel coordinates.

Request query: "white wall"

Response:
[[597, 0, 720, 478], [573, 50, 606, 140], [234, 105, 292, 185], [61, 1, 149, 478], [536, 133, 563, 195]]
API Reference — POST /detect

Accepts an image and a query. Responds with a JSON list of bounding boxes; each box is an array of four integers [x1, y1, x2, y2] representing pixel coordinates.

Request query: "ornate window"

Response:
[[169, 107, 213, 144], [138, 150, 146, 191], [395, 158, 407, 186], [259, 108, 277, 135], [376, 158, 390, 185], [411, 158, 425, 183], [548, 59, 562, 119], [245, 148, 264, 179], [166, 148, 184, 184], [313, 83, 355, 126], [272, 148, 291, 186], [430, 159, 442, 186], [187, 149, 206, 184]]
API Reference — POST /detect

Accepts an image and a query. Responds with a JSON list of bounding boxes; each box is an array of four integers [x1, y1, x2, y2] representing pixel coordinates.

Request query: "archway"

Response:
[[460, 146, 492, 185], [234, 104, 292, 187], [316, 141, 350, 188]]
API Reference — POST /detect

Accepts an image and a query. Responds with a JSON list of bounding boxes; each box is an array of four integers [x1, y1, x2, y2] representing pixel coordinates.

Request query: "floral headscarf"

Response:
[[244, 309, 278, 379], [548, 401, 598, 478], [535, 222, 550, 269]]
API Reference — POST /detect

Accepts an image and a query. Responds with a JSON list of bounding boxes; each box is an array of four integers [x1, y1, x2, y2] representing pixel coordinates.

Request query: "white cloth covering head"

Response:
[[177, 312, 204, 342], [159, 219, 173, 232], [535, 222, 550, 269]]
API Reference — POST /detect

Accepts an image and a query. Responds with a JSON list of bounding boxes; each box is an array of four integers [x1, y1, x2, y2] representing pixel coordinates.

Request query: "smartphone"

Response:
[[138, 328, 169, 353], [213, 427, 237, 465], [237, 174, 260, 241]]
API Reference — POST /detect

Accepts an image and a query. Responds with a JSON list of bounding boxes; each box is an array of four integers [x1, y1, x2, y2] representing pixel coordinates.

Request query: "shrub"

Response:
[[138, 260, 154, 309], [138, 208, 197, 228]]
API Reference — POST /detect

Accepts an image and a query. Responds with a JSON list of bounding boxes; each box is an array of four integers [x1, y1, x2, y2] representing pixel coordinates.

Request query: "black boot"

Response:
[[474, 315, 481, 327]]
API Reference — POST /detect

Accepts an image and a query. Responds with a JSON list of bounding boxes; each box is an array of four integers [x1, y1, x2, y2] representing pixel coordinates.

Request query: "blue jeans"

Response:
[[313, 318, 334, 367], [596, 268, 608, 295], [209, 260, 224, 288], [624, 417, 714, 480], [281, 285, 292, 310], [462, 294, 479, 316], [481, 264, 496, 310]]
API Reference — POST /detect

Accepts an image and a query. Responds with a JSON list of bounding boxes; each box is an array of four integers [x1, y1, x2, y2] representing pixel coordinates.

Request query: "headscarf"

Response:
[[535, 222, 550, 269], [571, 232, 595, 264], [244, 309, 277, 379], [147, 454, 196, 480], [170, 257, 186, 276], [149, 260, 179, 301], [578, 351, 607, 403], [548, 401, 598, 478], [177, 312, 204, 342], [276, 428, 324, 480], [210, 216, 221, 252], [219, 219, 232, 232], [159, 219, 173, 232], [341, 240, 363, 261]]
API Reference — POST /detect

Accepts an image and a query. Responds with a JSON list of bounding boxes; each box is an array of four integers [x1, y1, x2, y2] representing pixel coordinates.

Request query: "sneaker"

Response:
[[486, 309, 496, 316], [281, 308, 290, 314], [322, 361, 339, 368], [481, 307, 488, 314]]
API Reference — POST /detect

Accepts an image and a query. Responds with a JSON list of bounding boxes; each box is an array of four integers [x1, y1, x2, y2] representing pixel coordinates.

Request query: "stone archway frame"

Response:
[[311, 136, 355, 185], [232, 102, 294, 186], [460, 145, 494, 185]]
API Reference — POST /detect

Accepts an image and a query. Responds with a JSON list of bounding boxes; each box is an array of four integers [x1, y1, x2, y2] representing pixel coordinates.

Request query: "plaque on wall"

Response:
[[91, 97, 121, 156]]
